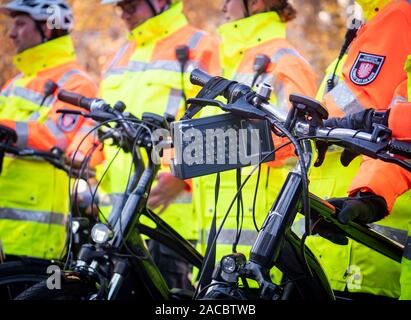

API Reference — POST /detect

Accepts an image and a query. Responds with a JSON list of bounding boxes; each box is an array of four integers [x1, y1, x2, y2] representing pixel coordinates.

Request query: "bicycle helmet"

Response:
[[101, 0, 180, 16], [0, 0, 73, 31]]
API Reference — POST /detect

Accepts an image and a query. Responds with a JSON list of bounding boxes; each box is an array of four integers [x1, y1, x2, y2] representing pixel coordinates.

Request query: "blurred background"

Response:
[[0, 0, 359, 88]]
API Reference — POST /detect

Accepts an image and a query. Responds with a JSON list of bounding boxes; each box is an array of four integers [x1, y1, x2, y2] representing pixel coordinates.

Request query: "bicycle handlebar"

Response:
[[58, 90, 109, 112], [389, 140, 411, 159], [190, 68, 213, 87], [0, 142, 91, 178], [189, 69, 411, 170]]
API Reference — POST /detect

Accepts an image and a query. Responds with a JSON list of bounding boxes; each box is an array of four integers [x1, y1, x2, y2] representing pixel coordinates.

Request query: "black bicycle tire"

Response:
[[15, 277, 95, 300], [0, 259, 50, 300]]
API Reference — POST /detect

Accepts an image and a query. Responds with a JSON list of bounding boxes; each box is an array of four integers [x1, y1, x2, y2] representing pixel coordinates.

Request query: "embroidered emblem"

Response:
[[350, 52, 385, 86]]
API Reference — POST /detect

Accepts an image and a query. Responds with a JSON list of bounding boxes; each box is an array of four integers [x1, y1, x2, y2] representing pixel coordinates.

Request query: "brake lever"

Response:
[[228, 93, 267, 119], [186, 98, 229, 111], [57, 108, 114, 123], [57, 109, 87, 116]]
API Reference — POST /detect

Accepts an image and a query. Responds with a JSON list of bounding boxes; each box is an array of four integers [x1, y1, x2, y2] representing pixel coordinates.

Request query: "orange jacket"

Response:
[[349, 85, 411, 211], [323, 0, 411, 117], [240, 40, 318, 166], [0, 36, 101, 167]]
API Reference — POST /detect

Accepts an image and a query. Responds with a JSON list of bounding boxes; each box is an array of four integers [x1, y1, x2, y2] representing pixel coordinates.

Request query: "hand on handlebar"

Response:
[[0, 125, 17, 144], [311, 192, 388, 245], [328, 192, 388, 224], [317, 108, 391, 167], [323, 108, 388, 132]]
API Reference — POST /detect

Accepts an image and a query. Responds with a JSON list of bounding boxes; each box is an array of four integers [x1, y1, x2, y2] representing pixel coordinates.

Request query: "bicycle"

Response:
[[15, 90, 204, 300], [169, 69, 411, 301]]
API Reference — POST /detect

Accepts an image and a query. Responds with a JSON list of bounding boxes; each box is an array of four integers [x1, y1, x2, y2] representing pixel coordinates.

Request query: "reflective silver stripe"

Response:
[[293, 218, 409, 245], [404, 236, 411, 260], [389, 95, 408, 109], [57, 69, 90, 87], [105, 43, 131, 75], [128, 60, 149, 72], [105, 67, 130, 77], [28, 111, 42, 121], [369, 224, 409, 246], [1, 74, 23, 97], [173, 191, 192, 204], [188, 31, 205, 50], [166, 88, 184, 116], [130, 60, 188, 73], [106, 60, 200, 77], [0, 208, 66, 226], [206, 229, 258, 246], [11, 86, 53, 107], [2, 70, 81, 110], [44, 120, 68, 149], [329, 81, 364, 114], [15, 121, 29, 148], [271, 48, 306, 64]]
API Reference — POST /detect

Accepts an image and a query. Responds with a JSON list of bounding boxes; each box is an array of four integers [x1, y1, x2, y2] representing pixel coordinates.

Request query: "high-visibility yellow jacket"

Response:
[[97, 2, 219, 240], [193, 12, 318, 274], [0, 35, 98, 259]]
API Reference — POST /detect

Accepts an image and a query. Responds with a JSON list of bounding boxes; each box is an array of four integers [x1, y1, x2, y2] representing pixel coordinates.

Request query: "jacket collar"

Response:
[[13, 35, 75, 77], [128, 2, 187, 45], [218, 12, 286, 78], [218, 12, 286, 59]]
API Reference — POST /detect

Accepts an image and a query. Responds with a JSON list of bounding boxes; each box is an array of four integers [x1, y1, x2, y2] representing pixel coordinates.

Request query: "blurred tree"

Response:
[[0, 0, 354, 88]]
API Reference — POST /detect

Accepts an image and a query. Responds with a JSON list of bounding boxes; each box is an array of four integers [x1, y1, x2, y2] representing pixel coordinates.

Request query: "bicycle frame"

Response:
[[73, 137, 203, 300]]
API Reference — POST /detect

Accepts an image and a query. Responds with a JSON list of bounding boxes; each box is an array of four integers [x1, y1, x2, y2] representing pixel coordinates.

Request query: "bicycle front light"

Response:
[[91, 223, 113, 245], [221, 253, 247, 274]]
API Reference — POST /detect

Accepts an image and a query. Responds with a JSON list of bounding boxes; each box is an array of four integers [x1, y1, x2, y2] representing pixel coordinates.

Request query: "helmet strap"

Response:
[[242, 0, 250, 17], [145, 0, 158, 16], [34, 20, 48, 43]]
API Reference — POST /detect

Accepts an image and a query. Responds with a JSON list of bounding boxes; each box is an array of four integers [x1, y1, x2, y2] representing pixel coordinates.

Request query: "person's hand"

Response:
[[147, 173, 188, 214], [0, 125, 17, 144], [65, 151, 96, 178], [328, 193, 388, 225], [310, 193, 388, 245]]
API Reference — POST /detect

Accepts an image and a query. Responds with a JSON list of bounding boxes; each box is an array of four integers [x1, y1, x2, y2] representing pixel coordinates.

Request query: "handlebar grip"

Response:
[[390, 140, 411, 159], [58, 90, 94, 111], [190, 68, 213, 87]]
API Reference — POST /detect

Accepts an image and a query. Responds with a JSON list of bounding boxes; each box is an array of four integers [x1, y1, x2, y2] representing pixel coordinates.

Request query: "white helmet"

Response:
[[100, 0, 178, 15], [0, 0, 74, 31]]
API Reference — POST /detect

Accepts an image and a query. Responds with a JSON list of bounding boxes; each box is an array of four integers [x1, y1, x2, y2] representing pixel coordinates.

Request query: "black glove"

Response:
[[314, 109, 376, 167], [328, 192, 388, 225], [310, 193, 388, 245], [324, 108, 383, 132], [321, 109, 390, 167], [0, 125, 17, 144]]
